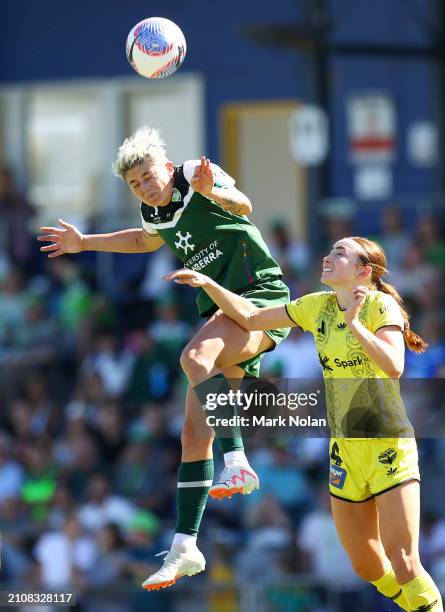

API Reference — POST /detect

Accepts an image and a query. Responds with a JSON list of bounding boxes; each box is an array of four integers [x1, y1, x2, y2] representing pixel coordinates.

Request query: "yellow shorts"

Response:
[[328, 437, 420, 502]]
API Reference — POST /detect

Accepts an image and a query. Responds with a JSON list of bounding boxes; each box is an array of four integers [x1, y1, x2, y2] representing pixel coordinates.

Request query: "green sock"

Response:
[[401, 572, 443, 611], [194, 374, 244, 453], [371, 564, 410, 610], [175, 459, 214, 536]]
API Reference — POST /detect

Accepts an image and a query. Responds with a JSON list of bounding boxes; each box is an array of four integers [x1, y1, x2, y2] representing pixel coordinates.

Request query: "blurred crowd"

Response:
[[1, 166, 445, 611]]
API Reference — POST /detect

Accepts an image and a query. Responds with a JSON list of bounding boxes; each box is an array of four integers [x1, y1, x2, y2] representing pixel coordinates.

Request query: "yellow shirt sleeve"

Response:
[[285, 292, 326, 333], [369, 291, 404, 333]]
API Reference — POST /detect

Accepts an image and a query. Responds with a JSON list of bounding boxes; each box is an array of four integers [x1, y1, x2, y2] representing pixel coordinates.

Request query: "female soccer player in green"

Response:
[[38, 126, 290, 590], [167, 236, 443, 611]]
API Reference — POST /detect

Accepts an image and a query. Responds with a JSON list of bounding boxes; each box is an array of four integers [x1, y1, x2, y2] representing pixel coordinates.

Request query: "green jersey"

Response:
[[140, 160, 283, 316]]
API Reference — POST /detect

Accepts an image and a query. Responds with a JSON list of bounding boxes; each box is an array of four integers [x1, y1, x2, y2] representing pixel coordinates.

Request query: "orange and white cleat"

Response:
[[142, 547, 205, 591], [209, 465, 260, 500]]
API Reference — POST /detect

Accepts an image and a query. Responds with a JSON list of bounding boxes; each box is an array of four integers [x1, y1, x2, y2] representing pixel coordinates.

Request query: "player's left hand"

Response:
[[344, 285, 369, 325], [164, 268, 212, 288], [190, 156, 214, 197]]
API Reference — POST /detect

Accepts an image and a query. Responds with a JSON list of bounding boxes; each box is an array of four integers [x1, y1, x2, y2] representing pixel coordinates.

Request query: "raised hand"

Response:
[[37, 219, 84, 258], [164, 269, 211, 288], [344, 285, 369, 325], [190, 156, 214, 197]]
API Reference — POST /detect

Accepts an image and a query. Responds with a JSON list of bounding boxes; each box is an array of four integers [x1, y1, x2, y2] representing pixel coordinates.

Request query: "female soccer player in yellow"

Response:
[[166, 236, 443, 611]]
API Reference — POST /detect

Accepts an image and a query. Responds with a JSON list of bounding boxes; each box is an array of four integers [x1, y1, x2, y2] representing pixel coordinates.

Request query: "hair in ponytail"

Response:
[[349, 237, 428, 353]]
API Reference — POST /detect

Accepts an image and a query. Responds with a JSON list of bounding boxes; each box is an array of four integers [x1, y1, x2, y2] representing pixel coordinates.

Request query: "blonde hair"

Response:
[[349, 236, 428, 353], [112, 126, 167, 180]]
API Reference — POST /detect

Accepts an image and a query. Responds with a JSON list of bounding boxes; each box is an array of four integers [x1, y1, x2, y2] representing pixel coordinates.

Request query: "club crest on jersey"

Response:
[[172, 188, 182, 202], [329, 464, 347, 489], [378, 448, 397, 465], [175, 231, 195, 254]]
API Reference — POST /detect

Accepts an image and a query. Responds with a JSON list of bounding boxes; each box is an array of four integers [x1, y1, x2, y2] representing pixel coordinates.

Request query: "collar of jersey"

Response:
[[335, 295, 346, 312]]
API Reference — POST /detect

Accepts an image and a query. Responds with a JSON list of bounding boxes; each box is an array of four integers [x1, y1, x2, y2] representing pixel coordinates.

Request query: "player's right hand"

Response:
[[344, 285, 369, 325], [37, 219, 84, 258]]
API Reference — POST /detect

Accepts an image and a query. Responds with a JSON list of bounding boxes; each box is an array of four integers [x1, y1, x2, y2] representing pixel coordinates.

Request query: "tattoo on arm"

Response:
[[136, 230, 150, 249], [136, 229, 162, 252], [208, 186, 251, 215], [135, 234, 143, 249], [218, 196, 245, 215]]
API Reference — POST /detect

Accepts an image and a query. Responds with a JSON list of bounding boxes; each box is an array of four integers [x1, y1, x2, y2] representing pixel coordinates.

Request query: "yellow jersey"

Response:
[[285, 291, 412, 438]]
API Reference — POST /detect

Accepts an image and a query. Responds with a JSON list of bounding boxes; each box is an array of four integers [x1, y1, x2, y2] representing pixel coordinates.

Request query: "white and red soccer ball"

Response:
[[126, 17, 187, 79]]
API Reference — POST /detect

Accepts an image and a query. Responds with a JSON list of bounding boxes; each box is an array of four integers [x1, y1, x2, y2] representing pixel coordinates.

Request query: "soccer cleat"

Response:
[[209, 464, 259, 500], [142, 546, 206, 591]]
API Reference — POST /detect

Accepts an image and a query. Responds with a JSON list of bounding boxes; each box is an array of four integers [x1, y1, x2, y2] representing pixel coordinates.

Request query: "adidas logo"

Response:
[[337, 322, 347, 329]]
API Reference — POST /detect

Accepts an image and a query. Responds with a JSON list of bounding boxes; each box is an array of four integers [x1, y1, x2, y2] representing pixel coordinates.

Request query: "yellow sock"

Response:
[[371, 565, 410, 611], [402, 572, 443, 611]]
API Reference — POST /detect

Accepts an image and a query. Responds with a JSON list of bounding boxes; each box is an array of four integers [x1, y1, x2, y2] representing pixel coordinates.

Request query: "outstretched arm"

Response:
[[165, 269, 295, 331], [38, 219, 164, 257], [190, 157, 252, 216]]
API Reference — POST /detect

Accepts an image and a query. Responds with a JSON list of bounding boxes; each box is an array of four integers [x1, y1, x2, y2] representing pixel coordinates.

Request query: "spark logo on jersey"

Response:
[[175, 231, 195, 254], [329, 464, 347, 489], [334, 355, 369, 369]]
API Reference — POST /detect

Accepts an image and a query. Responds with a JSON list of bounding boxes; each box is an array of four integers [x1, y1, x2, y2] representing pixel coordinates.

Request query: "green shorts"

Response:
[[234, 278, 291, 377]]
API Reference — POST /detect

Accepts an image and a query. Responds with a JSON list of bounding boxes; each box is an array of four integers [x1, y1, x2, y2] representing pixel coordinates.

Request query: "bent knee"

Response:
[[351, 560, 386, 583], [180, 347, 215, 382], [386, 549, 422, 580], [181, 421, 214, 448]]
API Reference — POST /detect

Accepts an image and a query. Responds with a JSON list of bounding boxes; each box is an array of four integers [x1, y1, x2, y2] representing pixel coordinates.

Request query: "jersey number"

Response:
[[330, 442, 343, 466]]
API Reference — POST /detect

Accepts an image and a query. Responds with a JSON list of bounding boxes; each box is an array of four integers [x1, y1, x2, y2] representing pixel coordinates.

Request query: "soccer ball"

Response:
[[126, 17, 187, 79]]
